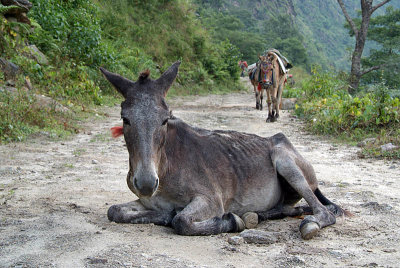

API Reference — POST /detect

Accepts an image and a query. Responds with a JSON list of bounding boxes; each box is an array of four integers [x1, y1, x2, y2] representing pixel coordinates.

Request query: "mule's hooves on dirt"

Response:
[[300, 222, 320, 240], [231, 213, 245, 232], [242, 212, 258, 229], [107, 204, 120, 222]]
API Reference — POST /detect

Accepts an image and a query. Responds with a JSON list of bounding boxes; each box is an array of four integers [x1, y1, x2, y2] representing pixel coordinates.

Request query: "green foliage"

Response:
[[194, 6, 262, 63], [0, 14, 30, 56], [0, 88, 76, 143], [97, 0, 242, 86], [29, 0, 114, 66], [294, 68, 400, 158], [362, 7, 400, 90], [1, 0, 245, 143]]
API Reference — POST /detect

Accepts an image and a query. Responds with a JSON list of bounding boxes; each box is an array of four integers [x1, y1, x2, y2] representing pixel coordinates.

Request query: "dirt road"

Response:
[[1, 80, 400, 267]]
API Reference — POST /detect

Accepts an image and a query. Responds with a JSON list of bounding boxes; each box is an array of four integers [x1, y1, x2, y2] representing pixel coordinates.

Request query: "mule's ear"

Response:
[[156, 61, 181, 96], [100, 67, 134, 98]]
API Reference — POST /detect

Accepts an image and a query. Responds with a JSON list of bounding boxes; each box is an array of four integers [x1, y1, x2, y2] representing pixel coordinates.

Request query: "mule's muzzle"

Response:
[[133, 175, 159, 197]]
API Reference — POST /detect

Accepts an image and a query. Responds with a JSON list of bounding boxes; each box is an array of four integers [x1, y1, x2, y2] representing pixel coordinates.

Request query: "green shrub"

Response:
[[29, 0, 114, 66], [0, 88, 76, 143], [295, 68, 400, 158]]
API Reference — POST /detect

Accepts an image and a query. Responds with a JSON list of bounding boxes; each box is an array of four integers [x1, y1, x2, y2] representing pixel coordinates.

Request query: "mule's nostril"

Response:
[[133, 177, 140, 190], [153, 179, 159, 192]]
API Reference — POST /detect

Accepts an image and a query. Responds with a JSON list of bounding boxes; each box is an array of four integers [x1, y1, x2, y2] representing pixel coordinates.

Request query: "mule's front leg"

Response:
[[266, 89, 274, 122], [255, 89, 260, 110], [272, 151, 336, 240], [108, 200, 175, 226], [172, 196, 245, 236]]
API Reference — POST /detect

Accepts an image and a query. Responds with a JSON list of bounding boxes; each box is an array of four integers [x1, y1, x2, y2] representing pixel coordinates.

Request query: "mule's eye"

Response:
[[162, 118, 168, 126], [122, 117, 131, 126]]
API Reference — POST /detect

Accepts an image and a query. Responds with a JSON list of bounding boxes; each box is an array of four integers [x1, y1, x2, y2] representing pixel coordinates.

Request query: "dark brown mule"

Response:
[[249, 55, 273, 110], [101, 61, 347, 239]]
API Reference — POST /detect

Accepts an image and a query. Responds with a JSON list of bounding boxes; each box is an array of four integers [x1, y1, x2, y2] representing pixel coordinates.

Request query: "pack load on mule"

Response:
[[101, 61, 348, 240], [248, 49, 292, 122]]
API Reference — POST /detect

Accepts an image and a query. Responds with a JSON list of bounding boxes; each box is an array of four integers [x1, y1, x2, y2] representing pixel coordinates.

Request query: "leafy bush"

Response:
[[295, 68, 400, 158], [29, 0, 113, 66], [1, 0, 244, 143], [0, 88, 76, 143]]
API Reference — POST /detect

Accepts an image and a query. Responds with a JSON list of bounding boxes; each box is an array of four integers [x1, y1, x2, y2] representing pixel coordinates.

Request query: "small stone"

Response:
[[86, 257, 107, 264], [280, 98, 297, 110], [228, 236, 244, 245], [381, 143, 398, 152], [239, 229, 279, 244], [357, 141, 366, 147], [382, 248, 396, 253], [92, 159, 99, 164], [25, 45, 49, 65]]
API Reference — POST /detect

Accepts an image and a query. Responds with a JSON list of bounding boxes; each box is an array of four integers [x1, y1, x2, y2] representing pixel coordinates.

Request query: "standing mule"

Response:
[[265, 51, 288, 123], [101, 61, 348, 239], [249, 55, 273, 110]]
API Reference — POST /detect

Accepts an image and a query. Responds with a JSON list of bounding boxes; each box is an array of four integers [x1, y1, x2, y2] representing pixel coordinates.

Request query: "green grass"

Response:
[[293, 68, 400, 159], [1, 0, 245, 143]]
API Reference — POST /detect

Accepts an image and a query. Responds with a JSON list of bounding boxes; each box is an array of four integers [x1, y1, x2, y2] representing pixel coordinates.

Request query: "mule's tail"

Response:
[[315, 188, 353, 217]]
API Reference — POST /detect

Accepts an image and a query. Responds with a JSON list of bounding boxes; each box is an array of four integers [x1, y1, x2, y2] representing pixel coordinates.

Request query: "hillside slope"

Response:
[[195, 0, 400, 69]]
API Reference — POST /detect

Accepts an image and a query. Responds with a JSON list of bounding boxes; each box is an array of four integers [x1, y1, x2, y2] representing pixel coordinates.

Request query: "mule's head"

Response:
[[259, 56, 273, 84], [100, 61, 180, 197]]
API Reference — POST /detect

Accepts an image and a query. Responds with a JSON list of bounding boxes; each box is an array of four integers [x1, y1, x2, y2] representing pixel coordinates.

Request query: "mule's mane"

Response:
[[138, 69, 150, 82]]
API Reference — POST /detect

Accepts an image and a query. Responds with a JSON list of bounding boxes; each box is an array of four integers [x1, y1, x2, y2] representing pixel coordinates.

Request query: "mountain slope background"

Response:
[[195, 0, 400, 69], [1, 0, 399, 142]]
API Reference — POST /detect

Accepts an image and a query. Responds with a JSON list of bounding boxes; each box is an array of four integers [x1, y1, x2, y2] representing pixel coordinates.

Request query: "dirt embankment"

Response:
[[1, 80, 399, 267]]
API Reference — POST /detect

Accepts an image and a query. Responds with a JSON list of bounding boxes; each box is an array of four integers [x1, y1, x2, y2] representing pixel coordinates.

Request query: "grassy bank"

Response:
[[0, 0, 244, 143], [289, 67, 400, 159]]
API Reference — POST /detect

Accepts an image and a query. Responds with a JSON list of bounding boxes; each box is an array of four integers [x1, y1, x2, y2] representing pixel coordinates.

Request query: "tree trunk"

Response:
[[337, 0, 391, 94], [348, 0, 374, 94]]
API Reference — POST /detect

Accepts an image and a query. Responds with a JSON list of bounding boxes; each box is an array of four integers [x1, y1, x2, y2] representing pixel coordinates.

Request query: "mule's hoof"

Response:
[[242, 212, 258, 229], [107, 204, 120, 222], [300, 221, 320, 240], [231, 213, 245, 232]]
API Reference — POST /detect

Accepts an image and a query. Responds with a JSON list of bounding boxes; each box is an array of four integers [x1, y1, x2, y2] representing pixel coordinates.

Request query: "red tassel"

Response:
[[257, 83, 262, 91], [111, 126, 123, 138]]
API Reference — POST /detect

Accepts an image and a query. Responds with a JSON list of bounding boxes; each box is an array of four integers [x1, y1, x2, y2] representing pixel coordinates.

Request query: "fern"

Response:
[[0, 4, 21, 15]]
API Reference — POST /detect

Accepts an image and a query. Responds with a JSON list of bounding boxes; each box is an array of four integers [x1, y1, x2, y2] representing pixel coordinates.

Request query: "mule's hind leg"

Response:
[[108, 200, 175, 226], [272, 150, 336, 240], [275, 78, 285, 119], [172, 196, 245, 236], [257, 204, 312, 221]]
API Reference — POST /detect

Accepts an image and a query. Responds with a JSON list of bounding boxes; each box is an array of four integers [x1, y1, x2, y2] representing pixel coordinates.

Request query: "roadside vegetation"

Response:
[[289, 68, 400, 159], [1, 0, 399, 159], [0, 0, 244, 143]]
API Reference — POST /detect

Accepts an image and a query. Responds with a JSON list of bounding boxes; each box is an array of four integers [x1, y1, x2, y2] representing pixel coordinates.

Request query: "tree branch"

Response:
[[360, 63, 387, 76], [371, 0, 391, 14], [337, 0, 358, 35]]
